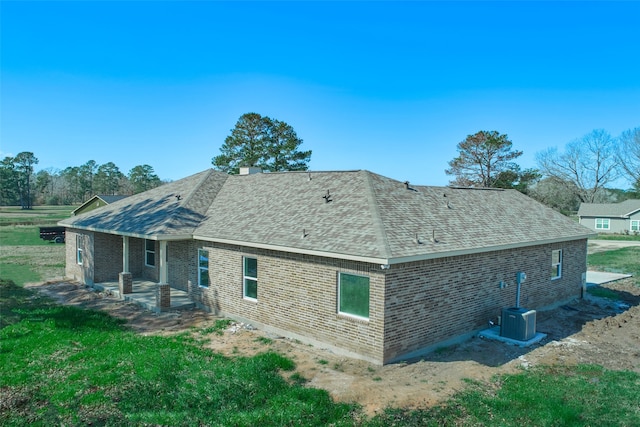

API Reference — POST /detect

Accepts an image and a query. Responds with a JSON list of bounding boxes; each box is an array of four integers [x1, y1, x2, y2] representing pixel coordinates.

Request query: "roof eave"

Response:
[[193, 235, 390, 265], [193, 233, 595, 267], [59, 222, 192, 241], [387, 234, 595, 265]]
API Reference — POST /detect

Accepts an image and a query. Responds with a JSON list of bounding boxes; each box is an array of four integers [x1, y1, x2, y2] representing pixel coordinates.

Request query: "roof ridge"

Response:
[[180, 169, 217, 208], [362, 170, 393, 261]]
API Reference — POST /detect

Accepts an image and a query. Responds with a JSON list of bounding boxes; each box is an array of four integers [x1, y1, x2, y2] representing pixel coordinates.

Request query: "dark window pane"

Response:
[[244, 257, 257, 278], [339, 273, 370, 318], [245, 278, 257, 299]]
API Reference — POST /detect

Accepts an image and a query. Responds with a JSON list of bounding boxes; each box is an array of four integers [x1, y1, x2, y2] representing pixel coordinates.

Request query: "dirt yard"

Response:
[[25, 274, 639, 416]]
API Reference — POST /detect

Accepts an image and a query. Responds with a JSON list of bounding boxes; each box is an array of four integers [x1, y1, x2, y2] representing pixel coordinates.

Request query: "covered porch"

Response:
[[93, 279, 195, 313]]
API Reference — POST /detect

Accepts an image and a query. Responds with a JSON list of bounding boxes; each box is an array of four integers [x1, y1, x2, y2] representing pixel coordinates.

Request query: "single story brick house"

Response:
[[60, 168, 593, 364], [578, 200, 640, 234]]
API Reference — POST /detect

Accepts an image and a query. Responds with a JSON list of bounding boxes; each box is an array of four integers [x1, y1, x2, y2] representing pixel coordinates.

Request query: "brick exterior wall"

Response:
[[94, 233, 123, 283], [66, 230, 587, 365], [142, 239, 159, 282], [382, 239, 587, 362], [65, 230, 152, 285], [188, 241, 386, 363], [168, 240, 197, 291], [65, 229, 92, 284]]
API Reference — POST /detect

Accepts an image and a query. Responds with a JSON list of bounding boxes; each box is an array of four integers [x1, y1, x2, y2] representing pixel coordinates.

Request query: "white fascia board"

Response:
[[193, 235, 389, 265], [387, 235, 595, 265], [194, 234, 594, 267], [58, 222, 192, 241]]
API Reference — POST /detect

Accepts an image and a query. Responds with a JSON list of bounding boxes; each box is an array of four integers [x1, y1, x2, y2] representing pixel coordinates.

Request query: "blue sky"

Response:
[[2, 1, 639, 187]]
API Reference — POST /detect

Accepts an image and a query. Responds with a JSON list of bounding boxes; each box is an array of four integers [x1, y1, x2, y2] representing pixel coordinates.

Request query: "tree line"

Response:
[[445, 127, 640, 214], [0, 156, 162, 207], [2, 111, 638, 216]]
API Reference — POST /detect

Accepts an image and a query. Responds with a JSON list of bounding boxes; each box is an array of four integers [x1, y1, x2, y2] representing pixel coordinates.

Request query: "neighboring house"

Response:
[[72, 195, 130, 216], [59, 168, 593, 365], [578, 200, 640, 234]]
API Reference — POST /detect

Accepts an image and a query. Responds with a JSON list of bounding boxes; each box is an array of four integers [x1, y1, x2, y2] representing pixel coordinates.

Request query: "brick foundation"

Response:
[[156, 284, 171, 311], [119, 272, 133, 295]]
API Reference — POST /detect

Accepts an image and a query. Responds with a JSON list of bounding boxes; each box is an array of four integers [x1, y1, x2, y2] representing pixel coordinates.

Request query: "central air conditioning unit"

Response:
[[500, 307, 536, 341]]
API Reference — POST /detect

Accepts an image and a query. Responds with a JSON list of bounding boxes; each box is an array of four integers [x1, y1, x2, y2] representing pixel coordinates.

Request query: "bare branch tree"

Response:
[[616, 127, 640, 190], [536, 129, 620, 203]]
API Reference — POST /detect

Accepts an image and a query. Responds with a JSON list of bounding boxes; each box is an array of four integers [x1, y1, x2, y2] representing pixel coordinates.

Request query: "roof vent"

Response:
[[323, 190, 333, 203], [239, 166, 262, 175], [404, 181, 417, 191], [301, 228, 308, 238], [430, 229, 439, 243], [413, 233, 422, 244]]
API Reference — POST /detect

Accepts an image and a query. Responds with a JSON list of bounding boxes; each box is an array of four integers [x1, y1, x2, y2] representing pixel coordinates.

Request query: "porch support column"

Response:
[[156, 240, 170, 311], [118, 236, 132, 295], [122, 236, 130, 273]]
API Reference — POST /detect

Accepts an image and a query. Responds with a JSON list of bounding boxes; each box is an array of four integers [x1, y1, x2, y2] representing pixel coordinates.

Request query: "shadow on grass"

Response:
[[0, 279, 358, 426], [0, 279, 126, 331]]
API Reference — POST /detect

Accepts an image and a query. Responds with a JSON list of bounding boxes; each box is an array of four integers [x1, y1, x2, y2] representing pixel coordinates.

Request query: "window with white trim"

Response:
[[243, 257, 257, 300], [198, 249, 209, 287], [76, 235, 83, 265], [631, 220, 640, 232], [338, 272, 370, 319], [595, 218, 610, 230], [145, 239, 156, 267], [551, 249, 563, 280]]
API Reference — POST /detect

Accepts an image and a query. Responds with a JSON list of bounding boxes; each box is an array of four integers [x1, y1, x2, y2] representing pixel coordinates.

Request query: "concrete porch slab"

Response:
[[478, 326, 547, 347], [586, 271, 632, 286], [93, 280, 195, 313]]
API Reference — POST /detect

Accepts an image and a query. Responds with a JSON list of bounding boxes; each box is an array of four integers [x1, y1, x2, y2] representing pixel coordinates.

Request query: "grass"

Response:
[[369, 365, 640, 426], [255, 336, 274, 345], [0, 223, 62, 291], [587, 286, 621, 300], [0, 205, 72, 226], [595, 234, 640, 241], [0, 225, 56, 246], [200, 319, 233, 336], [2, 212, 640, 425], [0, 279, 358, 426], [588, 247, 640, 284]]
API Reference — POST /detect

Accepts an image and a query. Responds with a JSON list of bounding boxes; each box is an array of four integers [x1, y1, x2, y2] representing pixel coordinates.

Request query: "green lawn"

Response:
[[370, 366, 640, 426], [595, 234, 640, 241], [0, 225, 55, 246], [0, 280, 356, 426], [2, 279, 639, 426], [588, 247, 640, 283], [0, 205, 73, 226], [1, 214, 639, 425]]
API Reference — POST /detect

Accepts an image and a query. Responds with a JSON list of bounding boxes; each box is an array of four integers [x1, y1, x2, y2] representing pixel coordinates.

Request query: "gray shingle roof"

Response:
[[577, 200, 640, 218], [60, 168, 593, 263], [98, 195, 129, 204], [71, 195, 130, 215], [60, 169, 228, 239]]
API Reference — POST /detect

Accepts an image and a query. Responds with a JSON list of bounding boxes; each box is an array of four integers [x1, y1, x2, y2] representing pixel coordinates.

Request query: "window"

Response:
[[551, 249, 563, 280], [198, 249, 209, 287], [338, 273, 370, 319], [76, 235, 83, 265], [595, 218, 610, 230], [631, 220, 640, 232], [145, 239, 156, 267], [243, 257, 257, 300]]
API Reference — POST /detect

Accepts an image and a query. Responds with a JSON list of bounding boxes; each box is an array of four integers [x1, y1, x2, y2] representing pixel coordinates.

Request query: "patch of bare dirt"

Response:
[[25, 278, 640, 416]]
